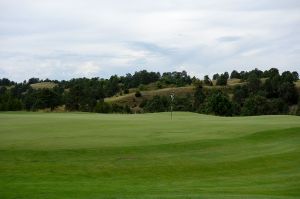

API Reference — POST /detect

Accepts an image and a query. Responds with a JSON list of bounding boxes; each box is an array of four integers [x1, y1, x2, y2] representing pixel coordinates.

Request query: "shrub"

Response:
[[201, 90, 233, 116], [135, 91, 142, 98], [216, 74, 228, 86], [94, 102, 112, 113], [241, 95, 269, 116]]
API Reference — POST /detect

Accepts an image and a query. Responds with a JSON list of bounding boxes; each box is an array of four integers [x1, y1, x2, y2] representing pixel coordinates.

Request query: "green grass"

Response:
[[0, 112, 300, 199]]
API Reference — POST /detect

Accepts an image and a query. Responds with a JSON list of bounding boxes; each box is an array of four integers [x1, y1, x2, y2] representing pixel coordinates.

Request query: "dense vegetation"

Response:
[[0, 68, 299, 116]]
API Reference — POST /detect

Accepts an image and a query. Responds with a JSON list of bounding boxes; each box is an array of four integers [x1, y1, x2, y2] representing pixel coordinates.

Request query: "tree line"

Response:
[[0, 68, 299, 116]]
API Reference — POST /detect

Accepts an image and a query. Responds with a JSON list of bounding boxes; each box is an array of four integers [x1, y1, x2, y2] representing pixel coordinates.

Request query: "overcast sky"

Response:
[[0, 0, 300, 81]]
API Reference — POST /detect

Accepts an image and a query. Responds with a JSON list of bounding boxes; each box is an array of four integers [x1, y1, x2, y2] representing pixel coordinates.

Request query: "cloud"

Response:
[[0, 0, 299, 81], [217, 36, 242, 43]]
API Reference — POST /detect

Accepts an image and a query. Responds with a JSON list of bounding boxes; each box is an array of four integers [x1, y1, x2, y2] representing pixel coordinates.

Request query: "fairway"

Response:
[[0, 112, 300, 199]]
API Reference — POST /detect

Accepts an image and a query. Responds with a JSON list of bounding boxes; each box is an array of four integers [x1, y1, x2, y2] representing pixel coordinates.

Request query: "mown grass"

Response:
[[0, 112, 299, 199]]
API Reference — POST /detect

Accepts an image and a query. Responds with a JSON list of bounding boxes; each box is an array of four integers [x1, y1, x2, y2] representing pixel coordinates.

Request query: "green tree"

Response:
[[203, 75, 213, 86], [212, 73, 220, 80], [247, 73, 261, 94], [143, 96, 170, 113], [94, 101, 112, 113], [241, 95, 269, 116], [292, 71, 299, 81], [202, 90, 233, 116], [278, 82, 298, 105], [194, 84, 206, 111], [230, 70, 241, 79], [233, 85, 248, 105], [135, 91, 142, 97], [216, 74, 228, 86]]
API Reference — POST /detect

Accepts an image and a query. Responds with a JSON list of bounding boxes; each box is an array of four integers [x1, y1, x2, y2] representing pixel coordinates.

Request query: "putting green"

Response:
[[0, 112, 299, 198]]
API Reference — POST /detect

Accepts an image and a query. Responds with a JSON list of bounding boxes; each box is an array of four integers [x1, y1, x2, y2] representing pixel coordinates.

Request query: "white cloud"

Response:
[[0, 0, 299, 81]]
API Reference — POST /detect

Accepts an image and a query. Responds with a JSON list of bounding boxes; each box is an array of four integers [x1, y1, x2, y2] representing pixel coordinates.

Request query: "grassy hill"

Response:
[[104, 79, 245, 107], [0, 112, 299, 198], [105, 86, 194, 107], [105, 79, 300, 108], [30, 82, 57, 89]]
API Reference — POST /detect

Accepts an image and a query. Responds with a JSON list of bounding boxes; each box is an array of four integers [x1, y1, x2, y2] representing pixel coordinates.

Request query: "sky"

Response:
[[0, 0, 300, 82]]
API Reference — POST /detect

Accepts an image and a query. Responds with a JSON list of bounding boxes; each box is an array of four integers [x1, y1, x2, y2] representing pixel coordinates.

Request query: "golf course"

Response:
[[0, 112, 300, 199]]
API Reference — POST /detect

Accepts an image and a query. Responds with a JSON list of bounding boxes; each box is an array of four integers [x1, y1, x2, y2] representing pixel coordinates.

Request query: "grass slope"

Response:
[[30, 82, 57, 89], [0, 112, 299, 199], [105, 86, 194, 107]]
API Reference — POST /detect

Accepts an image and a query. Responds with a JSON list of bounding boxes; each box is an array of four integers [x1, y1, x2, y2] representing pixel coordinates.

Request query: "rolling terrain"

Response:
[[0, 112, 299, 198], [105, 79, 300, 108]]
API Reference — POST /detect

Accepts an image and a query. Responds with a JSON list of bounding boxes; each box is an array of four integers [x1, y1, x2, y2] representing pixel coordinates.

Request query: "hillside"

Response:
[[105, 86, 194, 107], [30, 82, 57, 89], [105, 79, 300, 108], [1, 68, 299, 115], [0, 112, 299, 198], [104, 79, 245, 106]]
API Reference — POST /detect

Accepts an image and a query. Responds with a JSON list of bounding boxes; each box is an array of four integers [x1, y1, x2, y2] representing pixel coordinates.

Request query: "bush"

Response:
[[156, 82, 163, 89], [216, 74, 228, 86], [194, 84, 206, 110], [143, 96, 170, 113], [124, 89, 129, 94], [94, 102, 112, 113], [241, 95, 269, 116], [135, 91, 142, 97], [297, 106, 300, 116], [201, 90, 233, 116]]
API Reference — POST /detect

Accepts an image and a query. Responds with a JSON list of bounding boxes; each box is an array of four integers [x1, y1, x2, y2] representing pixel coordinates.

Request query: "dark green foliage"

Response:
[[264, 75, 281, 98], [160, 71, 192, 87], [241, 95, 269, 116], [94, 102, 131, 114], [292, 71, 299, 81], [65, 78, 104, 111], [0, 78, 15, 86], [224, 72, 229, 80], [297, 102, 300, 116], [10, 83, 30, 98], [28, 77, 40, 84], [94, 101, 112, 113], [173, 95, 193, 111], [111, 103, 131, 113], [24, 88, 61, 111], [278, 82, 298, 105], [230, 70, 241, 79], [156, 81, 163, 89], [201, 90, 233, 116], [233, 85, 249, 105], [216, 74, 228, 86], [264, 68, 280, 78], [124, 89, 129, 94], [212, 73, 220, 80], [121, 70, 160, 88], [241, 96, 288, 116], [0, 91, 23, 111], [203, 75, 213, 86], [0, 86, 7, 95], [105, 75, 120, 97], [268, 98, 289, 114], [135, 91, 142, 97], [281, 71, 297, 83], [247, 73, 261, 94], [143, 96, 170, 113], [264, 73, 298, 104], [194, 84, 206, 111]]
